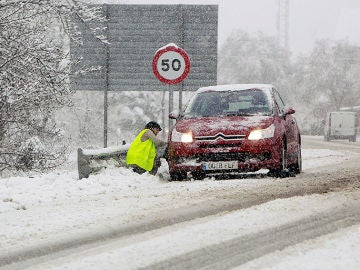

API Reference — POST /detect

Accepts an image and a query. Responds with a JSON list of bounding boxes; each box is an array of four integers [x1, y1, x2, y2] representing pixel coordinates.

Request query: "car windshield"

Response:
[[183, 89, 273, 118]]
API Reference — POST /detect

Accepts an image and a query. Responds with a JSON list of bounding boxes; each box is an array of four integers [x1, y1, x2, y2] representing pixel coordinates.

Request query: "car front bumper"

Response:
[[168, 137, 283, 174]]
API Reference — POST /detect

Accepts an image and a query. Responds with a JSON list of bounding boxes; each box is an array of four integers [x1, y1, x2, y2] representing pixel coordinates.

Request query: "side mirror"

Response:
[[169, 110, 180, 119], [283, 106, 295, 115]]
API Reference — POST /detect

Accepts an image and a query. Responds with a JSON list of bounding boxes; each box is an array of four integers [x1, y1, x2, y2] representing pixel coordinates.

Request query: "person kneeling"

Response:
[[126, 121, 167, 175]]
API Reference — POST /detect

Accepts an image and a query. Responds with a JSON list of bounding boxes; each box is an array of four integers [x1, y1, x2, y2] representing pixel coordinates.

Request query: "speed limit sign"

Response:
[[152, 43, 191, 85]]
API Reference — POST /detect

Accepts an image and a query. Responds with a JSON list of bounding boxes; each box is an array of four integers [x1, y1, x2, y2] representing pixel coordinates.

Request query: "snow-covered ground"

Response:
[[1, 137, 360, 269]]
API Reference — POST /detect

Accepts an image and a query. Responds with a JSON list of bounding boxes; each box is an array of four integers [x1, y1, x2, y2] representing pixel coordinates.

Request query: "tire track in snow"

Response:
[[140, 202, 360, 270], [1, 161, 359, 268]]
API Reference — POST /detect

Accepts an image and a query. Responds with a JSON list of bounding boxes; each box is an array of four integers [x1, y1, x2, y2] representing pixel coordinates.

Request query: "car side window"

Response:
[[273, 89, 285, 115]]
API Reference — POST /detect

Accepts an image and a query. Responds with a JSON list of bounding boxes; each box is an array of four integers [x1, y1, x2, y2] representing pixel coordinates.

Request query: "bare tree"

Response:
[[0, 0, 106, 173]]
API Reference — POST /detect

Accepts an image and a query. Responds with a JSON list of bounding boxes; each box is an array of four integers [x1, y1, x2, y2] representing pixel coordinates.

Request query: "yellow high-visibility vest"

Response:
[[126, 129, 156, 171]]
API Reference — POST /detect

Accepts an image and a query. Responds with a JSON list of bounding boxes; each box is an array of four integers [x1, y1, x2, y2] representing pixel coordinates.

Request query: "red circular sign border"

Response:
[[152, 45, 191, 85]]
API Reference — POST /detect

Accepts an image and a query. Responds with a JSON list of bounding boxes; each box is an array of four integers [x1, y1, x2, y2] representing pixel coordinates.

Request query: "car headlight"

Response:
[[171, 129, 193, 143], [248, 124, 275, 140]]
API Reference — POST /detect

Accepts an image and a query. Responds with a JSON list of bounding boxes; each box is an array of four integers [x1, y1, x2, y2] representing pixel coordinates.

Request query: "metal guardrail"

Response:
[[77, 144, 130, 179]]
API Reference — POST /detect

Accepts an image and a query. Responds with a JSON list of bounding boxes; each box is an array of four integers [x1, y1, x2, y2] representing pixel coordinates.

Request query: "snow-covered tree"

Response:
[[301, 40, 360, 111], [291, 40, 360, 134], [218, 30, 291, 93], [0, 0, 106, 173]]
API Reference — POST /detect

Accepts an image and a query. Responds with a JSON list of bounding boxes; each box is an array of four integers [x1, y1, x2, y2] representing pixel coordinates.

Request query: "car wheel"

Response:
[[191, 171, 206, 180], [289, 143, 302, 174], [169, 171, 187, 181], [324, 131, 330, 141], [267, 139, 290, 178]]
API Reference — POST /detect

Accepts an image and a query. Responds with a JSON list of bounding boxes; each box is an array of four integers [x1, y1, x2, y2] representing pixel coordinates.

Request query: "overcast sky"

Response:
[[109, 0, 360, 56]]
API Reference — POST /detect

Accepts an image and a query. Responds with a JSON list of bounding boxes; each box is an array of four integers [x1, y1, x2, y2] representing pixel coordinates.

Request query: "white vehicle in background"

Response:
[[324, 111, 357, 142]]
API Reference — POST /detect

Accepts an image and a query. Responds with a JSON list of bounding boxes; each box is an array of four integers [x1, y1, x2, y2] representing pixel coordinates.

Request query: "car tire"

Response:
[[324, 131, 331, 141], [169, 171, 187, 181], [267, 139, 290, 178], [289, 143, 302, 174], [191, 171, 206, 180]]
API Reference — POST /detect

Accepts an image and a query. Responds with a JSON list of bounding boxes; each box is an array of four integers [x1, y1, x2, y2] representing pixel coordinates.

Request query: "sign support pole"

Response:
[[168, 84, 173, 131], [103, 4, 110, 148], [179, 82, 183, 111], [161, 90, 166, 140]]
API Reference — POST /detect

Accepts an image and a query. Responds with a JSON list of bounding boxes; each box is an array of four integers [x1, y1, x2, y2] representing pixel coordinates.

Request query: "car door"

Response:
[[273, 89, 298, 152]]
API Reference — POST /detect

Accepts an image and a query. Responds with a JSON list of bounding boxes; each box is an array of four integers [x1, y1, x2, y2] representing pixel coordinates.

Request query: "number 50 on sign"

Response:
[[152, 43, 191, 85]]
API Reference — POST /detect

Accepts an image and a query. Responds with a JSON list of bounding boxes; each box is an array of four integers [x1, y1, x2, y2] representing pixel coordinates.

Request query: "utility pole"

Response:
[[277, 0, 289, 52], [103, 4, 110, 148]]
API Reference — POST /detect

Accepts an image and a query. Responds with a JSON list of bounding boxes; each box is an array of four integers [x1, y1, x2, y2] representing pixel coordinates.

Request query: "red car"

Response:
[[167, 84, 302, 180]]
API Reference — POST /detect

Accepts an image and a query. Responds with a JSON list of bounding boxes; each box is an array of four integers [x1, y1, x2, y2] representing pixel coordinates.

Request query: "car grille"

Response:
[[199, 143, 242, 149], [195, 133, 246, 141], [192, 152, 272, 162]]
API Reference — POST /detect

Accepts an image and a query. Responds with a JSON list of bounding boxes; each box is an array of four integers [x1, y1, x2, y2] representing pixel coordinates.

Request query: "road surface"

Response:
[[1, 136, 360, 269]]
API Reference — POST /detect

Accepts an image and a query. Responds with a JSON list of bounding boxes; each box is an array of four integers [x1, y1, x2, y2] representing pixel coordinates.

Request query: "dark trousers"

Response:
[[130, 157, 161, 176]]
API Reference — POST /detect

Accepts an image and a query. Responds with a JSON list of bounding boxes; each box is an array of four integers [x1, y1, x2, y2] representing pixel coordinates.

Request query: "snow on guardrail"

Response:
[[77, 143, 130, 179]]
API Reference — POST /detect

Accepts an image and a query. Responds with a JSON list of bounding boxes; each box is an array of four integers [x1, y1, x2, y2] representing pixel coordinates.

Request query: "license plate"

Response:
[[203, 160, 238, 171]]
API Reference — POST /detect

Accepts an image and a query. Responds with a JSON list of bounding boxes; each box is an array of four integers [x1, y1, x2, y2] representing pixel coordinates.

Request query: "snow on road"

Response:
[[1, 136, 360, 269], [15, 193, 360, 270], [238, 224, 360, 270]]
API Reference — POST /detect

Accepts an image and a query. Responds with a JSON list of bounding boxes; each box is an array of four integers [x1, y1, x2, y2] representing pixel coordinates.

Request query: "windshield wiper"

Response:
[[225, 111, 253, 116]]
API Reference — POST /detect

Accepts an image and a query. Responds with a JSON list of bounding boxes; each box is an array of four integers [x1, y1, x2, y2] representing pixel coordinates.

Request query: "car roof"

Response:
[[196, 84, 274, 93]]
